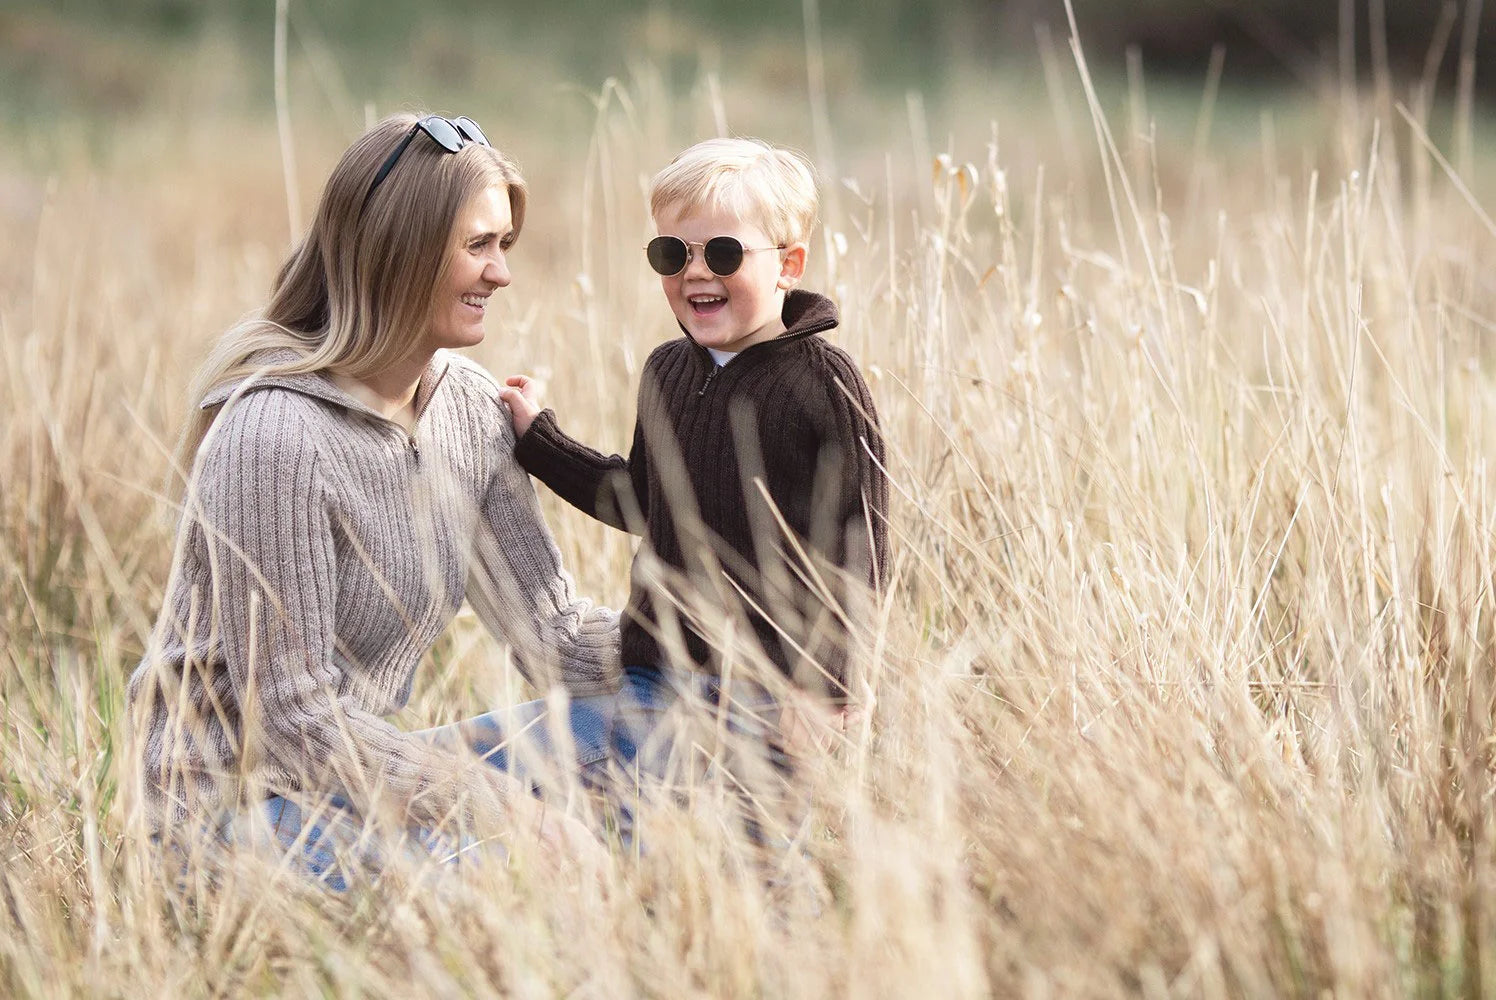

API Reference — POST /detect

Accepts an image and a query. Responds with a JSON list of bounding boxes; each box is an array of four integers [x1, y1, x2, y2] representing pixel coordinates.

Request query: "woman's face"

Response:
[[424, 185, 514, 353]]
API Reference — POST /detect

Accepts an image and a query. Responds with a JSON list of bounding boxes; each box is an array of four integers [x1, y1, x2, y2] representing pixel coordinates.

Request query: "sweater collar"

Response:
[[680, 288, 839, 355], [198, 348, 452, 424], [777, 288, 840, 341]]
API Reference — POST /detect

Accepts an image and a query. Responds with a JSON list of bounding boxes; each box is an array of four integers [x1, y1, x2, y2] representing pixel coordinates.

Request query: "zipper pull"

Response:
[[408, 435, 420, 464], [697, 365, 720, 397]]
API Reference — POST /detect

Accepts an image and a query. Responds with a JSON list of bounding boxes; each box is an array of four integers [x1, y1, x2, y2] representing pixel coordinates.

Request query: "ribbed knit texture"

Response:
[[126, 350, 620, 829], [514, 290, 888, 700]]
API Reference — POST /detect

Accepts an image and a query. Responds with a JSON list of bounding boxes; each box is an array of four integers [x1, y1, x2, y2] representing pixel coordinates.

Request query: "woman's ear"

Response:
[[777, 242, 808, 289]]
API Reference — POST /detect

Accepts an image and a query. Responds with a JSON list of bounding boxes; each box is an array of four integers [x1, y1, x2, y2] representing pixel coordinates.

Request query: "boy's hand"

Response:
[[498, 374, 544, 438], [779, 689, 853, 759]]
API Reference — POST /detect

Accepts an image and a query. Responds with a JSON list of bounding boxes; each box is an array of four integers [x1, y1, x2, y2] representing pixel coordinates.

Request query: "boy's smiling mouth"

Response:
[[688, 294, 727, 316]]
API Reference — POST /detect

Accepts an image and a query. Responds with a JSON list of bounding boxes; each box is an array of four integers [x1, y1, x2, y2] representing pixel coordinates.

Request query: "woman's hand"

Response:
[[498, 374, 544, 438], [477, 768, 609, 874]]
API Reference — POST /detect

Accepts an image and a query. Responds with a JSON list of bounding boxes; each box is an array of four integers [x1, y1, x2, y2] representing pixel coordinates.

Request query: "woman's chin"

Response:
[[431, 326, 486, 351]]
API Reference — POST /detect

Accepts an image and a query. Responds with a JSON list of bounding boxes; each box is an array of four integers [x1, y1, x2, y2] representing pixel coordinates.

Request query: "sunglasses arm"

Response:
[[361, 124, 421, 213]]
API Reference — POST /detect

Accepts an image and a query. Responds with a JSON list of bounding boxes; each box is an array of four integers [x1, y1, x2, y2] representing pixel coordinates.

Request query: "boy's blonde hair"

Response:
[[649, 137, 818, 246]]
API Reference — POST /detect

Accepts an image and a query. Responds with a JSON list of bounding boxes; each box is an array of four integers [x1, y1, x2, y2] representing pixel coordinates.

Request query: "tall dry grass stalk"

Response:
[[3, 18, 1496, 996]]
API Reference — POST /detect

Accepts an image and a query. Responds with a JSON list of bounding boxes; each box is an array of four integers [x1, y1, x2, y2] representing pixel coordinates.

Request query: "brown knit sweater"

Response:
[[126, 350, 620, 829], [514, 290, 888, 700]]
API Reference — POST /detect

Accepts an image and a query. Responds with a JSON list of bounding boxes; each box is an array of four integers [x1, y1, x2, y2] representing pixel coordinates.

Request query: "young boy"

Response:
[[500, 137, 887, 783]]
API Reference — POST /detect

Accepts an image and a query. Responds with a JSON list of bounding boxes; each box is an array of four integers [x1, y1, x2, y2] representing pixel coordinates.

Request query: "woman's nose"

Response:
[[484, 252, 511, 288]]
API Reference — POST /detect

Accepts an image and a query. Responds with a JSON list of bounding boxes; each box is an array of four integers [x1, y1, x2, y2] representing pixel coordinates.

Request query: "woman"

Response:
[[127, 113, 617, 881]]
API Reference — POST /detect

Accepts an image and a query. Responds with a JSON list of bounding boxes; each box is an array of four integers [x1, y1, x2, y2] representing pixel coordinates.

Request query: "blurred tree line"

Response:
[[10, 0, 1495, 97], [1026, 0, 1490, 91]]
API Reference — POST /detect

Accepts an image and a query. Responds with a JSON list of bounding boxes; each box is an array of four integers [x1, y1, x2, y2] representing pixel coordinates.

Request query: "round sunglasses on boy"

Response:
[[645, 235, 787, 278]]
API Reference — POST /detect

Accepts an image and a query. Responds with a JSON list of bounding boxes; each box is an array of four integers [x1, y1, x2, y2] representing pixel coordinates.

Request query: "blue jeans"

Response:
[[249, 667, 789, 888]]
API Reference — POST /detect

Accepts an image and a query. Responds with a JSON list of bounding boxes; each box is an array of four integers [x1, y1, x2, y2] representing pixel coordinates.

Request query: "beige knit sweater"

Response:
[[126, 349, 620, 830]]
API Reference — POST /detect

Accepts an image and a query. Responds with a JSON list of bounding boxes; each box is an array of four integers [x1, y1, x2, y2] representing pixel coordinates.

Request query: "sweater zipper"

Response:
[[403, 363, 443, 464], [697, 365, 720, 397], [688, 314, 832, 397]]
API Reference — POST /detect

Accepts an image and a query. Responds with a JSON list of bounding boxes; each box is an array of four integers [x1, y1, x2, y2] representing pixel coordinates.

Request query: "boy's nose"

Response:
[[682, 246, 713, 279]]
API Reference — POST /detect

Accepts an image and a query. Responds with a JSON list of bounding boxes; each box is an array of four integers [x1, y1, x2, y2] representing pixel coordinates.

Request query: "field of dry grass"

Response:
[[4, 8, 1496, 996]]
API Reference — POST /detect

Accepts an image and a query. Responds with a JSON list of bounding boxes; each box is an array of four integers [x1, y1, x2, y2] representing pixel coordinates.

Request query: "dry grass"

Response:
[[4, 14, 1496, 997]]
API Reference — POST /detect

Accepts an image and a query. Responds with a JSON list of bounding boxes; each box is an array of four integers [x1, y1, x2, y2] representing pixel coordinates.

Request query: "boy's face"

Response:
[[652, 204, 806, 353]]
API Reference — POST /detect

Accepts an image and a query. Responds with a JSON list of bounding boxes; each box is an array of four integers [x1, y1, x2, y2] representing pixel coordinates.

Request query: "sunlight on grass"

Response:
[[3, 5, 1496, 996]]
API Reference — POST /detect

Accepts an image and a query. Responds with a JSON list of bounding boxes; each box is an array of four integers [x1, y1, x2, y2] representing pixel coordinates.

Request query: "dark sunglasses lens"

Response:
[[647, 236, 688, 276], [704, 236, 745, 276], [454, 116, 489, 146], [420, 116, 464, 152]]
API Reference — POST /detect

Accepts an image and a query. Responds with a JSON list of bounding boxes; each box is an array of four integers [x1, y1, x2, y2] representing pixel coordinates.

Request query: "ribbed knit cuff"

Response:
[[517, 407, 559, 458], [512, 408, 568, 475], [511, 407, 631, 531]]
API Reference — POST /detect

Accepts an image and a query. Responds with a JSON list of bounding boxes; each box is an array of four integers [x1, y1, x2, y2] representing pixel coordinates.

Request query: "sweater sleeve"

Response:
[[800, 353, 889, 703], [198, 395, 519, 830], [512, 408, 649, 534], [466, 407, 622, 696], [817, 352, 890, 591]]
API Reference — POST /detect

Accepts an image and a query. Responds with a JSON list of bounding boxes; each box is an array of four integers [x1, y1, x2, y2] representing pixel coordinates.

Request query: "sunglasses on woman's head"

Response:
[[644, 235, 787, 277], [361, 115, 491, 213]]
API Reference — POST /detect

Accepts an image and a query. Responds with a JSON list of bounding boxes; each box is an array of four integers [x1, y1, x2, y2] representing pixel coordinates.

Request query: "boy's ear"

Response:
[[776, 242, 808, 289]]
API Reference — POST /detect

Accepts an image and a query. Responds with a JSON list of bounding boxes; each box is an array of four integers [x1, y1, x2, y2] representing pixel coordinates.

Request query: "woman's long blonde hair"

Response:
[[171, 113, 526, 494]]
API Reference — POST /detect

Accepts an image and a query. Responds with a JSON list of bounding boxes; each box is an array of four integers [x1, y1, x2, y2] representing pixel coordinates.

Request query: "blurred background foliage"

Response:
[[5, 0, 1494, 122], [11, 0, 1496, 81], [3, 0, 1492, 327], [3, 0, 1491, 307]]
